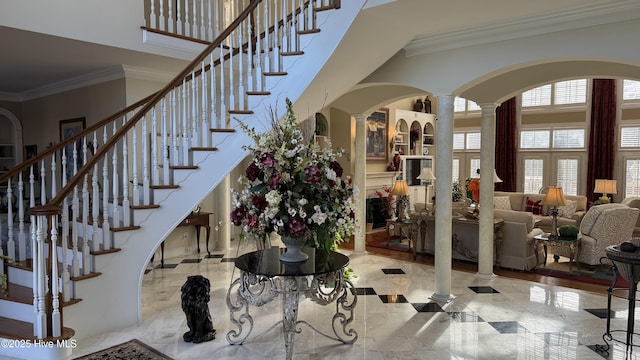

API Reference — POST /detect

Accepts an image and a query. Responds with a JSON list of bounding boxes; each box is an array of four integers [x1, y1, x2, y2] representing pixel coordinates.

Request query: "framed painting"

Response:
[[366, 108, 389, 160], [59, 117, 86, 181], [24, 144, 38, 180]]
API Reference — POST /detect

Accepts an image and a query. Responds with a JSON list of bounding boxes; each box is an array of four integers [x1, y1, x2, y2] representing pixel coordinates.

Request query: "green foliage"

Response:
[[558, 224, 579, 239]]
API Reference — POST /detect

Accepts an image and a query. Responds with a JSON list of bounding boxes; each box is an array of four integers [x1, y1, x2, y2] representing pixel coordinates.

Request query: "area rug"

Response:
[[532, 259, 627, 287], [367, 235, 412, 253], [73, 339, 173, 360]]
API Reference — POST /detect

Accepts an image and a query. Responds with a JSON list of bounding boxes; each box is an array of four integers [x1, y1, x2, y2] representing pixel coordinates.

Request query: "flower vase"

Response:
[[280, 236, 309, 263]]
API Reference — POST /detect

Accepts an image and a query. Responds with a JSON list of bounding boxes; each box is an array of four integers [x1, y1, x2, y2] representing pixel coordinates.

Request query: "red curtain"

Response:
[[494, 97, 517, 191], [587, 79, 617, 202]]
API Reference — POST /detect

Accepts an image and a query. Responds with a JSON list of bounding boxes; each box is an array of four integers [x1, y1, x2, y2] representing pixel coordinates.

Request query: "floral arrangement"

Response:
[[375, 186, 395, 219], [452, 180, 466, 202], [230, 99, 358, 253]]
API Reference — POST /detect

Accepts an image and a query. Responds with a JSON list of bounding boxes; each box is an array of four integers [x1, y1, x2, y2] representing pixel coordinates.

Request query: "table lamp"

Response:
[[416, 168, 436, 210], [392, 180, 410, 222], [542, 186, 566, 239], [594, 179, 617, 203], [493, 169, 503, 184]]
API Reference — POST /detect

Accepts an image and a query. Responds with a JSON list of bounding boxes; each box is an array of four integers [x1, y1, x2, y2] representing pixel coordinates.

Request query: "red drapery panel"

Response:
[[494, 97, 517, 191], [587, 79, 617, 202]]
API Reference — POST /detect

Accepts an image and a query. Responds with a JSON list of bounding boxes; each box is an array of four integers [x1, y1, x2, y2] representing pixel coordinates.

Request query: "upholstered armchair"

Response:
[[621, 197, 640, 237], [554, 203, 640, 267]]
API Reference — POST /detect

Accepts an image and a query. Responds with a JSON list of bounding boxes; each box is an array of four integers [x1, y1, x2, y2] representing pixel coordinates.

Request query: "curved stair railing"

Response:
[[0, 0, 343, 341]]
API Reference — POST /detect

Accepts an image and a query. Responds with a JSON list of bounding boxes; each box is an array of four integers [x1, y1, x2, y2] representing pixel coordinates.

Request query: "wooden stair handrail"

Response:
[[35, 0, 265, 209]]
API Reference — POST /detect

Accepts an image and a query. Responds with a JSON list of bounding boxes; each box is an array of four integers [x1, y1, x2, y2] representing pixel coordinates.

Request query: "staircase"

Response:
[[0, 1, 365, 358]]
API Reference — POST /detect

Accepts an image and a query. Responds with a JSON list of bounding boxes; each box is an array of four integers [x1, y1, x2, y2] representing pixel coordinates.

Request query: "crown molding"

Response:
[[404, 1, 640, 57], [0, 65, 176, 103], [0, 65, 125, 102]]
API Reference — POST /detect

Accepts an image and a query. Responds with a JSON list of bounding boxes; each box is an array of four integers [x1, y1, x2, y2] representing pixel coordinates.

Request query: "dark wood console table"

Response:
[[156, 211, 212, 267]]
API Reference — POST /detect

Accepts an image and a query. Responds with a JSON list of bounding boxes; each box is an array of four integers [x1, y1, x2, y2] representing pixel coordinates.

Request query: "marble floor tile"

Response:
[[11, 245, 640, 360]]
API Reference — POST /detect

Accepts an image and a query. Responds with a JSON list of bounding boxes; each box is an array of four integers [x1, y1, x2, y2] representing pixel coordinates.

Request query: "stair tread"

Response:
[[1, 282, 32, 304], [0, 316, 75, 341]]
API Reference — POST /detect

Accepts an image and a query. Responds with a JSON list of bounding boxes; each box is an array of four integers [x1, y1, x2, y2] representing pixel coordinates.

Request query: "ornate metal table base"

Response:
[[226, 269, 358, 359]]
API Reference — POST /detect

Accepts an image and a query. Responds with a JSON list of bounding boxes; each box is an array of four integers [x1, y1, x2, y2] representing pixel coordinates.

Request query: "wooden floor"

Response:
[[338, 229, 609, 296]]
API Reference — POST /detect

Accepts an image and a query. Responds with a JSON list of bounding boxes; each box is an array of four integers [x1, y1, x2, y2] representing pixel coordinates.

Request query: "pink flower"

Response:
[[261, 153, 276, 168], [304, 165, 322, 183], [230, 207, 247, 226], [245, 162, 260, 181], [251, 194, 268, 211], [288, 217, 306, 236]]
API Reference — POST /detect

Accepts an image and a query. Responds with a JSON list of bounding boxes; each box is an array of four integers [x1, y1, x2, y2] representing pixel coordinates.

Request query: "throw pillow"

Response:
[[524, 197, 543, 215], [494, 196, 512, 210], [557, 199, 577, 218]]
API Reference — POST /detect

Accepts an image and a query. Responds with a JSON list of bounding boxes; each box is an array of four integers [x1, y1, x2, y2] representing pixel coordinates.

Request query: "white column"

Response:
[[432, 94, 455, 302], [477, 103, 498, 278], [353, 114, 367, 254]]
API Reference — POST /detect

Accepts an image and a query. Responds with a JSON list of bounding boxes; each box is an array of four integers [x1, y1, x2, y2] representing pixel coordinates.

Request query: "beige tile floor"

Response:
[[65, 241, 639, 359]]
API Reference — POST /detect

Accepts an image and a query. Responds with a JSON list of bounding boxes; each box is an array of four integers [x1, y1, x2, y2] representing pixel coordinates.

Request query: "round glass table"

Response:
[[226, 247, 357, 359]]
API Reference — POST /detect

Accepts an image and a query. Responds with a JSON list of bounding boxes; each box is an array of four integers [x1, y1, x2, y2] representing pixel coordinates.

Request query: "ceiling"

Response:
[[1, 0, 638, 102]]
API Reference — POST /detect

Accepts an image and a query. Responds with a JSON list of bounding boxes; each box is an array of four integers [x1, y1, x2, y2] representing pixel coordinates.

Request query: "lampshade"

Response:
[[417, 168, 436, 181], [391, 180, 410, 196], [542, 186, 567, 207], [594, 179, 617, 195], [493, 169, 503, 183]]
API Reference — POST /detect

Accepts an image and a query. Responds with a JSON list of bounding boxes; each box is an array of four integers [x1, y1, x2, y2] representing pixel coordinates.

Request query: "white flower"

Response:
[[311, 211, 327, 225], [326, 168, 337, 181]]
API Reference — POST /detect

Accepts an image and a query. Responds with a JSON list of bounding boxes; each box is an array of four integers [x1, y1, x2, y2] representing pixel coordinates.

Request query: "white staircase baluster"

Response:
[[142, 116, 151, 206], [182, 78, 188, 163], [50, 216, 61, 337], [17, 173, 26, 262], [34, 216, 46, 338], [122, 130, 131, 228], [71, 179, 80, 277], [112, 122, 120, 228], [81, 174, 90, 275], [218, 41, 226, 128], [40, 160, 46, 206], [152, 107, 160, 186], [200, 0, 206, 40], [102, 127, 112, 249], [209, 52, 218, 136], [92, 133, 101, 251], [162, 97, 170, 184], [58, 159, 71, 301], [6, 179, 14, 262], [191, 1, 198, 38], [61, 193, 71, 301], [167, 0, 174, 33], [176, 0, 184, 35], [201, 61, 209, 147], [171, 89, 179, 170], [158, 0, 165, 31], [184, 1, 190, 37], [149, 0, 157, 29], [184, 77, 191, 161], [132, 125, 140, 207]]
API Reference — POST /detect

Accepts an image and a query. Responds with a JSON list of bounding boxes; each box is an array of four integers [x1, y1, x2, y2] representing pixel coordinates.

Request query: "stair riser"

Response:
[[0, 299, 32, 322], [7, 266, 31, 288]]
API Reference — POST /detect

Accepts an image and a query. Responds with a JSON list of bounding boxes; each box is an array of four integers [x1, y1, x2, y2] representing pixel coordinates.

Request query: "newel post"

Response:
[[29, 204, 63, 339]]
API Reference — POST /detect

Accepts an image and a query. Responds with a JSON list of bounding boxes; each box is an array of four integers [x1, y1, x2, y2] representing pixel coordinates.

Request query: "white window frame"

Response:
[[521, 79, 589, 113]]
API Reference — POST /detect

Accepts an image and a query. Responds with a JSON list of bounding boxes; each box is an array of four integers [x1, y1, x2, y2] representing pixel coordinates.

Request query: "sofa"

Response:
[[410, 208, 544, 271], [493, 191, 588, 233], [553, 203, 640, 266], [494, 209, 545, 271], [621, 197, 640, 237]]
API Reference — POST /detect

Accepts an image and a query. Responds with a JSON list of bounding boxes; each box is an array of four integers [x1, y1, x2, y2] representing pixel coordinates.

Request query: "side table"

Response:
[[600, 244, 640, 356], [226, 248, 358, 360], [534, 233, 581, 272], [385, 218, 418, 259]]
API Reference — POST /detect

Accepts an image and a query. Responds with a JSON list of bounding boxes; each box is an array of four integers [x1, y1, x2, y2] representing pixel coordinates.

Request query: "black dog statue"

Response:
[[180, 275, 216, 343]]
